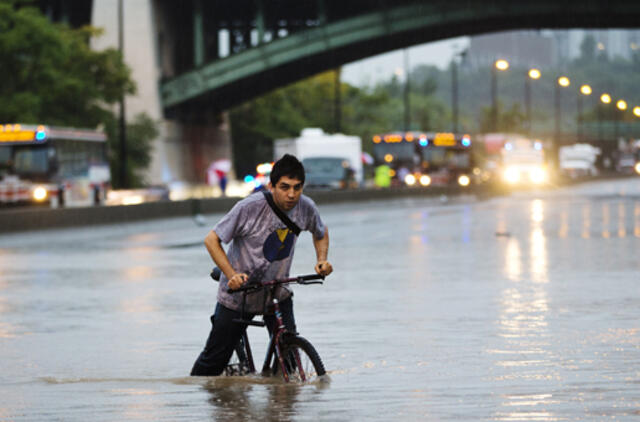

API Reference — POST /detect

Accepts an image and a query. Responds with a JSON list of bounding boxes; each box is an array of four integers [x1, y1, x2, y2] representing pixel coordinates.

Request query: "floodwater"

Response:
[[1, 178, 639, 421]]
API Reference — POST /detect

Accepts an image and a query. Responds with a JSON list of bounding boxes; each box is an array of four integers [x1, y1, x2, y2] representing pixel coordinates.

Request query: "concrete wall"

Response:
[[90, 0, 233, 185], [0, 186, 496, 234]]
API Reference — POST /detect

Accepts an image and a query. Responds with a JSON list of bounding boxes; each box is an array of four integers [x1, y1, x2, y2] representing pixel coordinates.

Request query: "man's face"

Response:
[[269, 175, 303, 211]]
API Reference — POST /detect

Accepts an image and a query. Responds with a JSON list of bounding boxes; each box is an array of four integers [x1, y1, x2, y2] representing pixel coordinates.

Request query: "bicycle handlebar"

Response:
[[225, 273, 325, 294]]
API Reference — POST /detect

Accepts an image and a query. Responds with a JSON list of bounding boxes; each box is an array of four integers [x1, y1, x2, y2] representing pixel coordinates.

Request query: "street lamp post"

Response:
[[599, 93, 612, 169], [403, 49, 411, 131], [577, 84, 592, 143], [615, 99, 627, 142], [553, 76, 570, 170], [491, 59, 509, 132], [118, 0, 127, 188], [451, 48, 467, 134], [525, 68, 541, 137], [599, 93, 611, 142]]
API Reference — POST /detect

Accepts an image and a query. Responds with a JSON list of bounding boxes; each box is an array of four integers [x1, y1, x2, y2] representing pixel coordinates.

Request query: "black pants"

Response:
[[190, 298, 296, 376]]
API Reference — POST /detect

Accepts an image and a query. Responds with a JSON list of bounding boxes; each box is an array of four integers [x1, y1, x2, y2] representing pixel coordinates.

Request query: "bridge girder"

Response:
[[161, 0, 640, 115]]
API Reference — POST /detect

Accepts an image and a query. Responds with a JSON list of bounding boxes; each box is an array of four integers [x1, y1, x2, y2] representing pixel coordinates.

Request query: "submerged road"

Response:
[[1, 178, 639, 421]]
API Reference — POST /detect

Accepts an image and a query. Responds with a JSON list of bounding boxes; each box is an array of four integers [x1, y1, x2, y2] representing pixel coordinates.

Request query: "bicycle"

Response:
[[211, 268, 327, 383]]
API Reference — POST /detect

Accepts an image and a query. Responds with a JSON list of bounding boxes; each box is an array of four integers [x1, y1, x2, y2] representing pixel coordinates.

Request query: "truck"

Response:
[[274, 128, 363, 189], [559, 143, 600, 178], [498, 135, 548, 185]]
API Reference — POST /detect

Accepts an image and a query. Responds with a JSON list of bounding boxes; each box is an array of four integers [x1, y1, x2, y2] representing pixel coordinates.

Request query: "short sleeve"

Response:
[[301, 196, 326, 239], [213, 200, 248, 244]]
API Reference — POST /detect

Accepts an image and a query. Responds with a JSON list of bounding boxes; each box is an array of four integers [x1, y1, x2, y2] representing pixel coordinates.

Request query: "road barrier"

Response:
[[1, 175, 632, 234]]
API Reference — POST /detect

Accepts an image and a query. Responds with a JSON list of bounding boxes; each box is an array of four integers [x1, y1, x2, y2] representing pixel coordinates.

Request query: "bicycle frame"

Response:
[[227, 274, 324, 382]]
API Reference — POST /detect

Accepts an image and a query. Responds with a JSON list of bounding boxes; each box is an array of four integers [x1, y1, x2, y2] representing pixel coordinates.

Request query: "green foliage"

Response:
[[229, 68, 448, 177], [104, 113, 158, 188], [478, 101, 526, 133], [0, 3, 134, 126], [0, 2, 150, 187]]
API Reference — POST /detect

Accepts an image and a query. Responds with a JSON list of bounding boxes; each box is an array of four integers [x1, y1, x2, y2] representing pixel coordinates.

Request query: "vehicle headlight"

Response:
[[33, 186, 48, 201], [635, 162, 640, 175], [529, 167, 547, 184], [404, 174, 416, 186], [419, 175, 431, 186], [458, 174, 470, 187], [503, 167, 520, 184]]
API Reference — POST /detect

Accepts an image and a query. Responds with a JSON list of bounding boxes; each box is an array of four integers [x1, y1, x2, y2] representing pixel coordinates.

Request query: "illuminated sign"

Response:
[[0, 130, 38, 142], [383, 134, 403, 143], [433, 132, 456, 146]]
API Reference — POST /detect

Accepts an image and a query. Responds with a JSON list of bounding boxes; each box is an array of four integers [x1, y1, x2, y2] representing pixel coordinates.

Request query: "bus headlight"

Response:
[[635, 162, 640, 175], [419, 175, 431, 186], [529, 167, 547, 184], [33, 186, 48, 201], [458, 174, 470, 187], [404, 174, 416, 186], [503, 167, 520, 184]]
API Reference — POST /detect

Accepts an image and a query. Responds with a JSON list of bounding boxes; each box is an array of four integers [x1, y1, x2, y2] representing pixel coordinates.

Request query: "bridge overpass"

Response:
[[39, 0, 640, 184]]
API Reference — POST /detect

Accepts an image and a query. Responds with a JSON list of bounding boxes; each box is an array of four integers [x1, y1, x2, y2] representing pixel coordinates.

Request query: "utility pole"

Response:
[[118, 0, 128, 188], [403, 49, 410, 131], [334, 67, 341, 133]]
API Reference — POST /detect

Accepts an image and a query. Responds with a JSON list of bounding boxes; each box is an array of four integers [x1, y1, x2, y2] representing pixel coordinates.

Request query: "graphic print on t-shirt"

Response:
[[263, 228, 295, 262]]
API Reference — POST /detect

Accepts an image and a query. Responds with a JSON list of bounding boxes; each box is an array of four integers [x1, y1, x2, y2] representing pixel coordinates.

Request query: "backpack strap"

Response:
[[262, 191, 301, 236]]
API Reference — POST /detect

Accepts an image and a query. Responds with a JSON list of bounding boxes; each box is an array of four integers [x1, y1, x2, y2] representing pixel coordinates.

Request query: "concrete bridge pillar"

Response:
[[90, 0, 232, 186]]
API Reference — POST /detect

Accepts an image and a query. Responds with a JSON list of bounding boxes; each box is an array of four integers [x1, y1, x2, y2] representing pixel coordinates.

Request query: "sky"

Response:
[[341, 36, 470, 87]]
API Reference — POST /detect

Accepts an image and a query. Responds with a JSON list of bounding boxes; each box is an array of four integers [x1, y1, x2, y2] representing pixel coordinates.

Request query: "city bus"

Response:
[[0, 124, 111, 207], [371, 131, 474, 187]]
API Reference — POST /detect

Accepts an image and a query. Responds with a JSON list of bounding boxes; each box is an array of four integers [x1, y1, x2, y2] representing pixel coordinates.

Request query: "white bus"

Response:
[[0, 124, 110, 207]]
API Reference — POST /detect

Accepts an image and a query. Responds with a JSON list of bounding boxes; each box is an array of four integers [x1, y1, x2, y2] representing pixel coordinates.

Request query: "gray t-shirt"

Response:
[[214, 192, 325, 313]]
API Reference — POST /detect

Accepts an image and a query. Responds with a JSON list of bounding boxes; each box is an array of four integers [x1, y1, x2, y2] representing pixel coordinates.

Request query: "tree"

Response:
[[0, 2, 134, 126], [479, 102, 526, 133], [0, 2, 152, 187], [104, 113, 158, 188], [578, 34, 596, 63]]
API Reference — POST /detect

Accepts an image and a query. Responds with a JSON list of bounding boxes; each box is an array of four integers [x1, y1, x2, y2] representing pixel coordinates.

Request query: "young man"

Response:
[[191, 154, 332, 376]]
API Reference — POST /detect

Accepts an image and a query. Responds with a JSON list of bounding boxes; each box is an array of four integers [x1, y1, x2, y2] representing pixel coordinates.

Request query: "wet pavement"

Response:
[[1, 178, 639, 421]]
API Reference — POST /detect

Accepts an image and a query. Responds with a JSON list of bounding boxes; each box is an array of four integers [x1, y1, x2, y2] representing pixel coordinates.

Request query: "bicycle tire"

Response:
[[274, 335, 326, 383], [224, 337, 252, 376]]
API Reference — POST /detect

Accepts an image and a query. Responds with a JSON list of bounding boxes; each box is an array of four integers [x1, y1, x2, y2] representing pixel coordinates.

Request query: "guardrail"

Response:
[[0, 175, 634, 234]]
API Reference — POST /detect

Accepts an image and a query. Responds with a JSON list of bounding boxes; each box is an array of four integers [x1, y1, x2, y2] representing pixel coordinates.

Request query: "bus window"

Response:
[[14, 147, 49, 175], [57, 140, 90, 176], [0, 146, 11, 167]]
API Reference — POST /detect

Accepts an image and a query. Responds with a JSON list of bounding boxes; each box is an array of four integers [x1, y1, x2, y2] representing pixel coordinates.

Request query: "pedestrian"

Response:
[[374, 163, 391, 188], [191, 154, 333, 376]]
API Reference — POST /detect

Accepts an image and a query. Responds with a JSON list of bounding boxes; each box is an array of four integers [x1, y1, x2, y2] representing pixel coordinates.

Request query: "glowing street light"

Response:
[[600, 93, 611, 104], [633, 106, 640, 117], [528, 68, 541, 79], [580, 84, 592, 95], [557, 76, 570, 87], [616, 99, 627, 110], [495, 59, 509, 71]]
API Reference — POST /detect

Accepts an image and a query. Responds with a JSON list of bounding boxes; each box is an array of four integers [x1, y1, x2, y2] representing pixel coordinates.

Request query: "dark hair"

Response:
[[270, 154, 305, 185]]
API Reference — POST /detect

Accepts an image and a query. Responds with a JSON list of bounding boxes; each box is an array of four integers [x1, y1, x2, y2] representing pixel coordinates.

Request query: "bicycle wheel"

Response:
[[224, 336, 252, 376], [275, 335, 326, 383]]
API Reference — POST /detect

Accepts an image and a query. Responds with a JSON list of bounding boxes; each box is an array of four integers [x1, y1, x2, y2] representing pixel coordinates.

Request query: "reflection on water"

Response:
[[203, 377, 327, 422], [495, 199, 554, 420], [582, 204, 591, 239], [1, 181, 639, 420]]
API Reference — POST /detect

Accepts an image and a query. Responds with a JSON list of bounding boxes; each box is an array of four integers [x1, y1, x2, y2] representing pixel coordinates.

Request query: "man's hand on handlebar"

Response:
[[315, 260, 333, 277], [228, 273, 248, 290]]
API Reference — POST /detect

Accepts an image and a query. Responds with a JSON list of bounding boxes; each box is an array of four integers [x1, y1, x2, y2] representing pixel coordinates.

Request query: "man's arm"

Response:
[[313, 226, 333, 276], [204, 230, 247, 289]]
